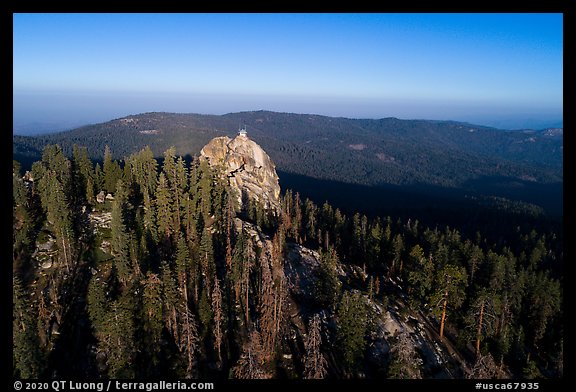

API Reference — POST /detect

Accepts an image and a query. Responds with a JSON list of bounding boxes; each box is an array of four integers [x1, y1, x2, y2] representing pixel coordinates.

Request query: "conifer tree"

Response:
[[155, 172, 173, 241], [314, 246, 341, 309], [142, 272, 164, 368], [175, 235, 191, 302], [407, 245, 434, 301], [160, 262, 179, 341], [37, 170, 75, 272], [13, 276, 43, 378], [336, 291, 368, 374], [72, 144, 94, 202], [431, 263, 468, 340], [110, 180, 132, 283], [105, 292, 137, 378], [103, 145, 122, 194], [466, 289, 497, 356], [199, 228, 216, 290], [162, 147, 188, 233]]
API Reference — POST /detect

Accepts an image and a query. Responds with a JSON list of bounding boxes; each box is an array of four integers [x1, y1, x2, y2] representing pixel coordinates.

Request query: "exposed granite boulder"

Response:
[[96, 191, 105, 203], [200, 134, 281, 214]]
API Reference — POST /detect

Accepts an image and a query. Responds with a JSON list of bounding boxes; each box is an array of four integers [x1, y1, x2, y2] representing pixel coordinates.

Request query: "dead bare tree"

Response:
[[232, 330, 271, 379], [212, 277, 223, 363], [303, 314, 328, 379], [388, 331, 422, 379], [467, 353, 505, 379], [177, 302, 199, 378]]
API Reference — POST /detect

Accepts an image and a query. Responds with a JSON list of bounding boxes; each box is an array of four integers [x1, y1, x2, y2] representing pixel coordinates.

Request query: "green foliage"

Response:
[[13, 276, 43, 378], [14, 112, 562, 188], [87, 275, 109, 330], [12, 141, 563, 379], [407, 244, 434, 301], [198, 286, 213, 334], [313, 247, 341, 309], [103, 145, 123, 193], [199, 228, 216, 285], [110, 180, 132, 283], [525, 271, 561, 346], [13, 161, 38, 260], [72, 144, 94, 202], [142, 272, 164, 367], [105, 292, 137, 378], [523, 360, 543, 379], [430, 264, 468, 318], [336, 291, 368, 373], [35, 165, 76, 269]]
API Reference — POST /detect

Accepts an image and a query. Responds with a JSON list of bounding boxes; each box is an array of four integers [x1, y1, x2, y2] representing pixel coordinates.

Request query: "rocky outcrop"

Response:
[[200, 134, 281, 214]]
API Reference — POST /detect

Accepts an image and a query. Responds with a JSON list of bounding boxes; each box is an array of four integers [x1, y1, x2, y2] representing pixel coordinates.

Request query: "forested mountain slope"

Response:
[[13, 111, 563, 218], [13, 137, 562, 379]]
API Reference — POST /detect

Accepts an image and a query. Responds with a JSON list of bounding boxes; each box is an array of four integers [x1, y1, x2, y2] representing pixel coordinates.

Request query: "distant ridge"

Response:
[[13, 110, 562, 217]]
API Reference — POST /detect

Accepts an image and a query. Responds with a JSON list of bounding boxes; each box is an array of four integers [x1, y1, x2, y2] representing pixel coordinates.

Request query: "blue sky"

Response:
[[13, 13, 563, 133]]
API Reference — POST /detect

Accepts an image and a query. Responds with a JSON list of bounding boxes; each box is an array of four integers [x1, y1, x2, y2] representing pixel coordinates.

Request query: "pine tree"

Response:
[[127, 147, 158, 242], [198, 286, 213, 335], [466, 289, 497, 356], [142, 272, 164, 369], [198, 160, 214, 222], [142, 279, 163, 326], [430, 263, 468, 340], [313, 246, 341, 309], [175, 235, 191, 303], [199, 228, 216, 290], [155, 172, 173, 241], [103, 145, 122, 194], [464, 240, 484, 286], [292, 192, 302, 243], [37, 170, 75, 272], [303, 198, 318, 243], [110, 180, 132, 283], [367, 220, 383, 268], [162, 147, 188, 233], [105, 292, 137, 378], [13, 276, 43, 378], [88, 276, 136, 377], [407, 245, 434, 301], [87, 274, 109, 335], [72, 144, 94, 202], [525, 271, 561, 347], [391, 233, 404, 277], [94, 162, 104, 193], [160, 262, 179, 342], [13, 161, 35, 263], [336, 291, 368, 374]]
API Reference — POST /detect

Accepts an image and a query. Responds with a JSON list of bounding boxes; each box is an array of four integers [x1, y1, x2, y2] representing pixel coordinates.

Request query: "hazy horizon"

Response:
[[12, 97, 564, 136], [13, 13, 563, 134]]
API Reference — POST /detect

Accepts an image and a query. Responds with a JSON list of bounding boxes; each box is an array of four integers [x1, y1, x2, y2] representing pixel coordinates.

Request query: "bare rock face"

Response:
[[200, 135, 281, 214]]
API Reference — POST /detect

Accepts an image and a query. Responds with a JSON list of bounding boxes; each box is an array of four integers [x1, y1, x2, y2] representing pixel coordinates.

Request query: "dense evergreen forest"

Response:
[[13, 144, 562, 379], [13, 111, 563, 218]]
